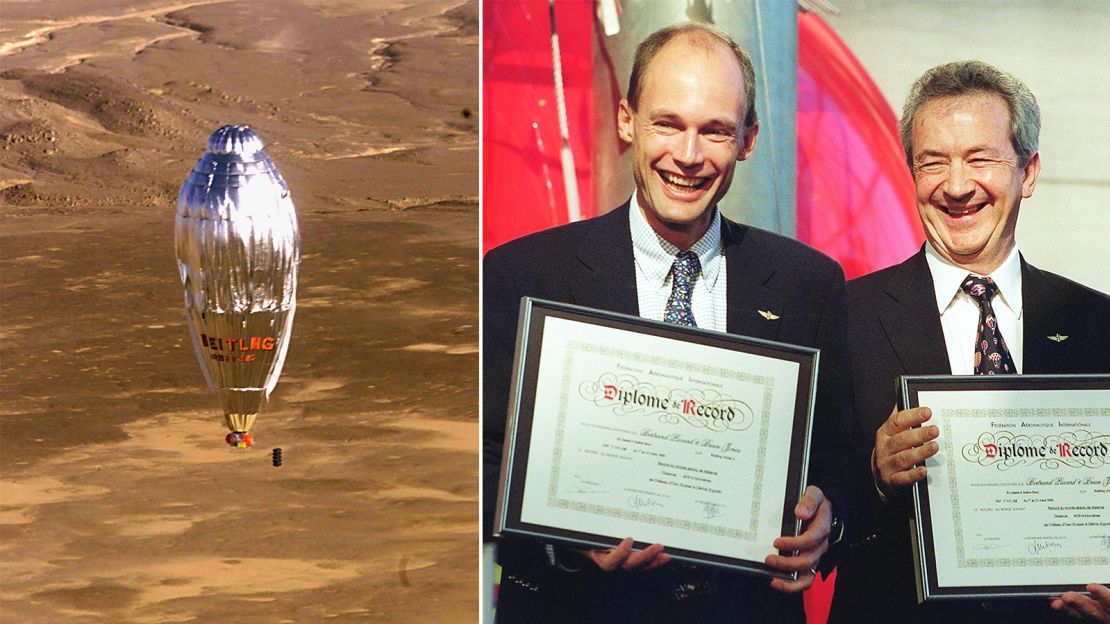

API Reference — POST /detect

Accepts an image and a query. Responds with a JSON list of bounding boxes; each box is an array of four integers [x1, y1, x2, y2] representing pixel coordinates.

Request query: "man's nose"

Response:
[[942, 162, 975, 201], [673, 130, 705, 168]]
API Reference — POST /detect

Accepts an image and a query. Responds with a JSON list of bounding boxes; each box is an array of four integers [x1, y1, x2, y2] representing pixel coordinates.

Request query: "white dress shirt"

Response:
[[629, 195, 727, 332], [876, 243, 1026, 503], [924, 242, 1024, 374]]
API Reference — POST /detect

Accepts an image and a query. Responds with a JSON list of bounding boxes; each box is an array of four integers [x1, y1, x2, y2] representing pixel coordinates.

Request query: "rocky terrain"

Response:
[[0, 1, 478, 622]]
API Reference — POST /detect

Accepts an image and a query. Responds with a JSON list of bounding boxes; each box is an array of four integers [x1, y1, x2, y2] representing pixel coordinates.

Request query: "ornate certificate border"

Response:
[[494, 298, 818, 577]]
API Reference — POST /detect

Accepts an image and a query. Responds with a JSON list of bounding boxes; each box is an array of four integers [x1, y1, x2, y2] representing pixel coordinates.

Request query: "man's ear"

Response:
[[737, 121, 759, 161], [617, 99, 634, 145], [1021, 151, 1040, 198]]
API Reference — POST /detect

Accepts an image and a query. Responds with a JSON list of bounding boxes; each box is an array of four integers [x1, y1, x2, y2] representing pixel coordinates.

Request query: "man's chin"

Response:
[[649, 199, 712, 225], [657, 211, 709, 230], [931, 237, 1003, 267]]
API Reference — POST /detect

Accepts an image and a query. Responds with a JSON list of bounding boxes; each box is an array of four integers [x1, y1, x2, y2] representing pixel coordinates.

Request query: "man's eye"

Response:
[[918, 162, 944, 172]]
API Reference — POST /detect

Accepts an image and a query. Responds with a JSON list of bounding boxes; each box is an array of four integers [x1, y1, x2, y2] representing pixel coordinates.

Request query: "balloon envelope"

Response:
[[175, 125, 300, 440]]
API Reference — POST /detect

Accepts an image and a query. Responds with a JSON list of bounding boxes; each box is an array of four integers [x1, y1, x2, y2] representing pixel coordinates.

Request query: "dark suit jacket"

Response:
[[483, 203, 856, 623], [828, 247, 1110, 624]]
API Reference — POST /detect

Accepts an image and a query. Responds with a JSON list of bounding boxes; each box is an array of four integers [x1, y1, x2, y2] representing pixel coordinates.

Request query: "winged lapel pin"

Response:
[[758, 309, 780, 321], [1047, 334, 1068, 343]]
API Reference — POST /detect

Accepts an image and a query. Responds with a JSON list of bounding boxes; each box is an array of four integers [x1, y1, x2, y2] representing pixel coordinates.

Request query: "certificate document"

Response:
[[495, 299, 817, 578], [902, 375, 1110, 601]]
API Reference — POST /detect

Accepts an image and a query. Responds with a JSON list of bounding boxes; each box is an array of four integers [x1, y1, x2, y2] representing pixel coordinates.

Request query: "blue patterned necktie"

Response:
[[961, 275, 1016, 375], [664, 251, 700, 327]]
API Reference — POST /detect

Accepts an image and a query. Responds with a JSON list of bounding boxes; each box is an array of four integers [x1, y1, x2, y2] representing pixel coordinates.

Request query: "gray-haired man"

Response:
[[828, 60, 1110, 624]]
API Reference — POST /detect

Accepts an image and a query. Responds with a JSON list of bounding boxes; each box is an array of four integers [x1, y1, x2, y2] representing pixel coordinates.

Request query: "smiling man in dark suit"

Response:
[[484, 22, 854, 624], [827, 60, 1110, 624]]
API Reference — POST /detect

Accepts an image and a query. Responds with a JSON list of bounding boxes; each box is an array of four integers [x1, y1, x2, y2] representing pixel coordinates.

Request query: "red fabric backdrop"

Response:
[[482, 0, 596, 253], [796, 11, 923, 278]]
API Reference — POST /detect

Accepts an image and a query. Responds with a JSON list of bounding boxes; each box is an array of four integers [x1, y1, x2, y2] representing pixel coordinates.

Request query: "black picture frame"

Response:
[[900, 374, 1110, 602], [494, 297, 820, 578]]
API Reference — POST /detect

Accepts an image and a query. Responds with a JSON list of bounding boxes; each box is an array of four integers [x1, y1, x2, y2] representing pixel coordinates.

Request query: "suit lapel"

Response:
[[1020, 258, 1078, 373], [877, 249, 951, 375], [721, 218, 784, 341], [568, 203, 639, 315]]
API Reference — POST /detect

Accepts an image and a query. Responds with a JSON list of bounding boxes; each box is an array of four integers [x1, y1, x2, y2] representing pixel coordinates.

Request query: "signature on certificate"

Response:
[[701, 501, 723, 520], [1028, 539, 1063, 555], [1100, 535, 1110, 551], [627, 494, 663, 511]]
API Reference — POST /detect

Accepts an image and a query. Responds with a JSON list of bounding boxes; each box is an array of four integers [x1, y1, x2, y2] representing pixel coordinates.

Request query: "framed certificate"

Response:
[[901, 374, 1110, 602], [494, 297, 818, 579]]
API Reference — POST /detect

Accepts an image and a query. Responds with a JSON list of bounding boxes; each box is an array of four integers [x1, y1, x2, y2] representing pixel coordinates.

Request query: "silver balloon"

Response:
[[175, 125, 300, 446]]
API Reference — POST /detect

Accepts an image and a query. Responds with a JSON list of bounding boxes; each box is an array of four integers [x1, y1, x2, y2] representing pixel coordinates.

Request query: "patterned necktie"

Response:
[[664, 251, 700, 327], [960, 275, 1016, 375]]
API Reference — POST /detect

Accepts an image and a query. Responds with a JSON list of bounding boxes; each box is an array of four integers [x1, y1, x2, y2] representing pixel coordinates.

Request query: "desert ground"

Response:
[[0, 1, 478, 622]]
